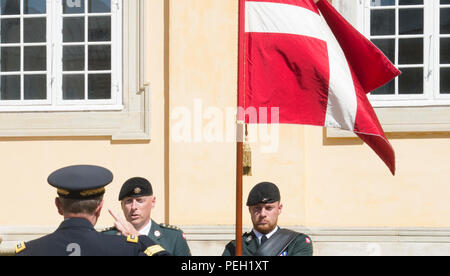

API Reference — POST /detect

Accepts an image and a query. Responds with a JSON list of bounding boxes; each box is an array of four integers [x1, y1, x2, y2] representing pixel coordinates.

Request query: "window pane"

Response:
[[441, 68, 450, 94], [63, 46, 85, 71], [63, 0, 85, 14], [1, 18, 20, 43], [399, 9, 423, 35], [24, 18, 46, 43], [0, 0, 20, 15], [1, 47, 20, 72], [0, 75, 20, 100], [442, 38, 450, 64], [63, 17, 85, 42], [24, 75, 46, 100], [24, 46, 46, 71], [88, 74, 111, 99], [370, 0, 395, 6], [372, 39, 395, 63], [63, 74, 84, 100], [441, 8, 450, 34], [371, 79, 395, 95], [371, 10, 395, 36], [399, 38, 423, 64], [441, 0, 450, 4], [398, 68, 423, 94], [399, 0, 423, 5], [89, 0, 110, 13], [88, 16, 111, 42], [24, 0, 46, 14], [88, 45, 111, 70]]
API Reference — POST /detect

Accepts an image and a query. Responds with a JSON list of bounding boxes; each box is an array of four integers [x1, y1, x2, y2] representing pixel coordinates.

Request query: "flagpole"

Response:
[[236, 125, 244, 256], [236, 0, 246, 257]]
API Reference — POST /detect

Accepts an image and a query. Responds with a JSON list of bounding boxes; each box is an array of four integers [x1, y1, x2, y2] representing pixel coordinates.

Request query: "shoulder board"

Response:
[[160, 223, 182, 231], [126, 235, 139, 244], [15, 242, 27, 254], [144, 245, 165, 256]]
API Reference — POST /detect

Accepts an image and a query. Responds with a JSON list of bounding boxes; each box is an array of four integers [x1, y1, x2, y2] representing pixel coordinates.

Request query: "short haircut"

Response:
[[58, 196, 103, 215]]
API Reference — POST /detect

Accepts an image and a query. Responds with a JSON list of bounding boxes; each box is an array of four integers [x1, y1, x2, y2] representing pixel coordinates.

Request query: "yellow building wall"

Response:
[[0, 0, 449, 231]]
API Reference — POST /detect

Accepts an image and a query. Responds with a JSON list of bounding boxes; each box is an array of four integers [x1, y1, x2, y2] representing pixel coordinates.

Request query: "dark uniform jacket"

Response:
[[222, 228, 313, 256], [102, 219, 191, 256], [15, 218, 170, 256]]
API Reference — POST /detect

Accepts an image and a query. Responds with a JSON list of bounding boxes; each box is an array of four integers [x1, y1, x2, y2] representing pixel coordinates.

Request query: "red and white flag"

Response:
[[238, 0, 401, 175]]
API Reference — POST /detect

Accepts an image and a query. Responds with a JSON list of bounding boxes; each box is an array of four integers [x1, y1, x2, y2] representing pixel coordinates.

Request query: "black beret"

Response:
[[246, 182, 281, 206], [48, 165, 113, 199], [118, 177, 153, 201]]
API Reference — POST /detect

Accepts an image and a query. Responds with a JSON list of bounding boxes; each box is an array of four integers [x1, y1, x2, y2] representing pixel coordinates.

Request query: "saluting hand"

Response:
[[108, 209, 140, 237]]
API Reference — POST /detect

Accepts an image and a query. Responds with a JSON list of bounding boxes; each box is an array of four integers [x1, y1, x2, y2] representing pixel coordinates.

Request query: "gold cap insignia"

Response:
[[134, 187, 142, 194]]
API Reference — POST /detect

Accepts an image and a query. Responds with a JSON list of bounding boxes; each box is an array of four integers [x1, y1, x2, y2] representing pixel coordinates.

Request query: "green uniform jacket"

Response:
[[102, 219, 191, 256], [222, 228, 313, 256]]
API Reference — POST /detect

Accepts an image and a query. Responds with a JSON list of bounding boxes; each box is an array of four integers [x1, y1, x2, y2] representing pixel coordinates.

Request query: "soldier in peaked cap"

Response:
[[223, 182, 313, 256], [102, 177, 191, 256], [15, 165, 170, 256]]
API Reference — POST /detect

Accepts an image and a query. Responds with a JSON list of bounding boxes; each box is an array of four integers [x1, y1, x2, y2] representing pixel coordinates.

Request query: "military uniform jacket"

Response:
[[222, 228, 313, 256], [15, 218, 169, 256], [102, 219, 191, 256]]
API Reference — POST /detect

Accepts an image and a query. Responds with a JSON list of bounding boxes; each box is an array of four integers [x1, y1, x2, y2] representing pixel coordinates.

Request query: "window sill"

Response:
[[0, 105, 124, 113], [326, 106, 450, 137]]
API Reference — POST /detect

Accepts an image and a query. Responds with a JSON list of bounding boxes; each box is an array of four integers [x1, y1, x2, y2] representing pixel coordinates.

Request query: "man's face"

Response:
[[121, 195, 155, 230], [248, 201, 282, 234]]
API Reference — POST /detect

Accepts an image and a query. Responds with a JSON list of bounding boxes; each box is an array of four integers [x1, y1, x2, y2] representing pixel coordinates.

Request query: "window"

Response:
[[0, 0, 122, 111], [0, 0, 157, 140], [327, 0, 450, 137], [365, 0, 450, 107]]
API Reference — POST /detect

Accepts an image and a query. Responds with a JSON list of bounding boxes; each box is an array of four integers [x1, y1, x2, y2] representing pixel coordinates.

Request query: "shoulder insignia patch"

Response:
[[15, 242, 27, 254], [144, 245, 165, 256], [160, 223, 181, 231], [126, 235, 139, 243]]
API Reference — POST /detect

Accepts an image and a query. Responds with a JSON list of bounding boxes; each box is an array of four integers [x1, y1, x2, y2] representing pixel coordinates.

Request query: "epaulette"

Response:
[[144, 245, 165, 256], [15, 242, 27, 254], [160, 223, 182, 231]]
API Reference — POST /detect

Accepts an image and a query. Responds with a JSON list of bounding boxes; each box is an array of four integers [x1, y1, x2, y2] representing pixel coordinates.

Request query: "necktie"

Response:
[[261, 235, 268, 246]]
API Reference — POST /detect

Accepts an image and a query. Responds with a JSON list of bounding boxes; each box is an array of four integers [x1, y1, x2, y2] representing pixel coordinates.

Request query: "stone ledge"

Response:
[[3, 226, 450, 256]]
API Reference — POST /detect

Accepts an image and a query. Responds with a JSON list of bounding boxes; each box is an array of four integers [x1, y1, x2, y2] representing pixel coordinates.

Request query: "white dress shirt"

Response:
[[252, 226, 279, 245], [139, 220, 152, 236]]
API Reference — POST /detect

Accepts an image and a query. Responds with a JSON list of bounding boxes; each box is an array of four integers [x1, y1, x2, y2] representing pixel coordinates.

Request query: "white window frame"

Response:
[[327, 0, 450, 137], [0, 0, 155, 140], [364, 0, 450, 107], [0, 0, 123, 112]]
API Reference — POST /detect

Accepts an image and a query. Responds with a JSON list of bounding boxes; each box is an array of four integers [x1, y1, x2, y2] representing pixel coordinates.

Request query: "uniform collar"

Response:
[[58, 218, 96, 231], [252, 226, 279, 244]]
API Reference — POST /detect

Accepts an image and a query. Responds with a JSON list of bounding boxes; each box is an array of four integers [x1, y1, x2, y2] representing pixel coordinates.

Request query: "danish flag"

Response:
[[238, 0, 401, 174]]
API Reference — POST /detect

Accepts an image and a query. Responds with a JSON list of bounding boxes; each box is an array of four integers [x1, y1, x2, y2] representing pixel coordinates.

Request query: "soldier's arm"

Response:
[[288, 235, 313, 256], [174, 231, 192, 256], [222, 241, 236, 256]]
